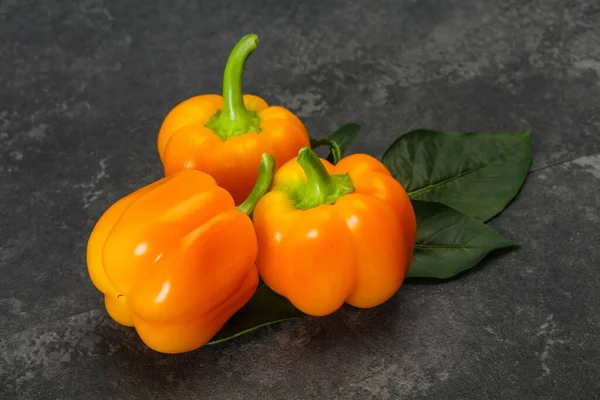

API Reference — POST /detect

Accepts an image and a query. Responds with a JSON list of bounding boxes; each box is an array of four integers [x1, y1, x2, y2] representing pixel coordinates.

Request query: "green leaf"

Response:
[[207, 283, 304, 345], [408, 200, 517, 279], [310, 123, 361, 164], [382, 130, 532, 221]]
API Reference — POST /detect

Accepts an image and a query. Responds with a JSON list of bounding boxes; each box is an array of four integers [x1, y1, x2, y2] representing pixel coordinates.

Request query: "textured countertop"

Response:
[[2, 0, 600, 398]]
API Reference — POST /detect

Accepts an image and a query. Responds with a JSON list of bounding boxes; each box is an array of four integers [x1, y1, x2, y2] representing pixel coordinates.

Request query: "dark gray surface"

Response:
[[1, 0, 599, 398]]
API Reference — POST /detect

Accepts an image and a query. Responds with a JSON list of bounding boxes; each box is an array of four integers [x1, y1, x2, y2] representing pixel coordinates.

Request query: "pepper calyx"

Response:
[[284, 147, 355, 210]]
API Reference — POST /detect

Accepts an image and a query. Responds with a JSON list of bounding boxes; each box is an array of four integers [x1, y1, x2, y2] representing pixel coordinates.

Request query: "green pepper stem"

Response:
[[205, 34, 262, 139], [296, 147, 335, 205], [293, 147, 355, 209], [222, 34, 256, 126], [236, 153, 276, 217]]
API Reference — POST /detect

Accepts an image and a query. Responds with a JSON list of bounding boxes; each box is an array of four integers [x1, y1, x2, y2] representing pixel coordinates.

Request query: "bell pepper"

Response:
[[157, 34, 310, 205], [252, 147, 417, 317], [86, 154, 276, 354]]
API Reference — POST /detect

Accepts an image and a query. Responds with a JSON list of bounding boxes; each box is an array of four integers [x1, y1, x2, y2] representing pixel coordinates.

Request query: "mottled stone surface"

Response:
[[1, 0, 599, 398]]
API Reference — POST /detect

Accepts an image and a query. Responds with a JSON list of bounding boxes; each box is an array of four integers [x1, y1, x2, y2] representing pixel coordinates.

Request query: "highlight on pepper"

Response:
[[251, 146, 417, 317], [156, 34, 310, 205], [86, 153, 276, 354]]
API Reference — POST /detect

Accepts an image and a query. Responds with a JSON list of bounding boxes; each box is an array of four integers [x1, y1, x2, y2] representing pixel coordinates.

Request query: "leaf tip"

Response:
[[505, 239, 520, 248]]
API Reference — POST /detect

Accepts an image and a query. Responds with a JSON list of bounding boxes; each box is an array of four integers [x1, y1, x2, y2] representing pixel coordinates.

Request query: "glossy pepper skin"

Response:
[[157, 34, 310, 205], [86, 154, 275, 354], [252, 147, 417, 317]]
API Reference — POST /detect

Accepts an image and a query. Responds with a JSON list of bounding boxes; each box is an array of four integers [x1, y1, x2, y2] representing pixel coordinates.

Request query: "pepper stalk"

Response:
[[289, 147, 355, 209], [206, 34, 262, 139], [236, 153, 276, 217]]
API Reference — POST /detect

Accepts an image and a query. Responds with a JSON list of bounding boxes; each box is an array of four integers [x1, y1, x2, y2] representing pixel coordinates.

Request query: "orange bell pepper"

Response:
[[252, 147, 417, 317], [86, 154, 275, 354], [157, 34, 310, 205]]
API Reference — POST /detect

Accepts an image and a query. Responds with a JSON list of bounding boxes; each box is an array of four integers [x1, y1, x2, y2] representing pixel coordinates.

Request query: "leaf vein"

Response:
[[407, 138, 528, 197]]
